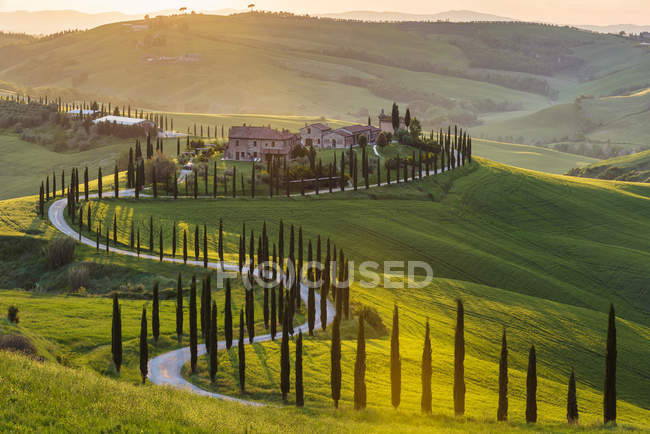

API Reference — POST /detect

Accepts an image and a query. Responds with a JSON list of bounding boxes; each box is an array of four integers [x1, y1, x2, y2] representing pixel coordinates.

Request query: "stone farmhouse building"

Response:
[[378, 108, 405, 133], [301, 123, 381, 148], [299, 123, 331, 147], [225, 125, 299, 161]]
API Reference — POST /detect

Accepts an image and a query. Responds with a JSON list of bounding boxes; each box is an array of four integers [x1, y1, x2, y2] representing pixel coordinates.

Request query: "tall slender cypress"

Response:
[[152, 282, 160, 344], [176, 273, 183, 343], [203, 225, 208, 268], [172, 223, 176, 258], [224, 279, 233, 349], [183, 230, 188, 264], [526, 345, 537, 423], [354, 316, 367, 410], [139, 306, 148, 384], [391, 305, 401, 409], [331, 315, 342, 408], [497, 329, 508, 421], [209, 301, 218, 383], [604, 303, 617, 424], [280, 302, 291, 402], [296, 330, 304, 407], [454, 299, 466, 416], [159, 228, 163, 262], [189, 275, 198, 373], [111, 294, 122, 373], [238, 309, 245, 391], [194, 225, 199, 261], [271, 286, 277, 340], [218, 218, 224, 269], [567, 368, 579, 424], [421, 319, 432, 414]]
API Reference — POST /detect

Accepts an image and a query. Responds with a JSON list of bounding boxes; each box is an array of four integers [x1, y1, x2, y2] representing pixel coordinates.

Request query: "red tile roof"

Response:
[[229, 126, 297, 141]]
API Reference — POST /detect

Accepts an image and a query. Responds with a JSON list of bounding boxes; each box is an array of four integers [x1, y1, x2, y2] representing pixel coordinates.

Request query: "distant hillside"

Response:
[[0, 12, 645, 129], [474, 88, 650, 158], [567, 150, 650, 182], [0, 9, 238, 35], [317, 9, 513, 22], [579, 24, 650, 35]]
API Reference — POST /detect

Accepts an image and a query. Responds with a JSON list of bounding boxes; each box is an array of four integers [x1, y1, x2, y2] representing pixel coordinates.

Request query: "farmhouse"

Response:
[[92, 115, 155, 128], [66, 109, 97, 117], [323, 124, 381, 148], [378, 108, 405, 133], [225, 125, 299, 161], [300, 123, 331, 147]]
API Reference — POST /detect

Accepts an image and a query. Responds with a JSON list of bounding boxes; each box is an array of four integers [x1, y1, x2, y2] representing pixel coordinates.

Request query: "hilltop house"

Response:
[[300, 123, 331, 147], [322, 124, 381, 148], [92, 115, 155, 129], [378, 108, 405, 133], [225, 125, 299, 161]]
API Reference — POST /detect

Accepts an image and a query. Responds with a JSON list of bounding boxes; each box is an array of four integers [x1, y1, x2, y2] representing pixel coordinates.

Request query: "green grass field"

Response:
[[2, 158, 647, 427], [567, 150, 650, 182]]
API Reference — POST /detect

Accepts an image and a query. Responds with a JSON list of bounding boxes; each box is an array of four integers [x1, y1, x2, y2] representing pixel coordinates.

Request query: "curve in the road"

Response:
[[48, 189, 335, 407], [47, 156, 462, 406]]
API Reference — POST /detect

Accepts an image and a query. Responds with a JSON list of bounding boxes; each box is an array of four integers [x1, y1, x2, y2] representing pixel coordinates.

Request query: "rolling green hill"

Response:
[[0, 13, 647, 128], [474, 90, 650, 157], [567, 149, 650, 182], [1, 157, 650, 429]]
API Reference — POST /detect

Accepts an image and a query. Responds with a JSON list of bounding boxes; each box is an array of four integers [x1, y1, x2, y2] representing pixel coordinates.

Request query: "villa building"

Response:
[[300, 123, 332, 147], [225, 125, 299, 161], [322, 124, 381, 148], [378, 108, 405, 133]]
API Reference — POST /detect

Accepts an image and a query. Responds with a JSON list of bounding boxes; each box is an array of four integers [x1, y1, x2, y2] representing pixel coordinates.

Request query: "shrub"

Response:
[[145, 152, 176, 183], [43, 237, 76, 268], [7, 305, 19, 323], [68, 264, 90, 292], [0, 334, 38, 357]]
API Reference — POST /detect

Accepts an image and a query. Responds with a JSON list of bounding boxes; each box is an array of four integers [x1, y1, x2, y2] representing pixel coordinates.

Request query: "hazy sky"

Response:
[[0, 0, 648, 25]]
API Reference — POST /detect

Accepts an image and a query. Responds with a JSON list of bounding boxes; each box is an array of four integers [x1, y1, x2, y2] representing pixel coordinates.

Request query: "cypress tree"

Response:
[[194, 225, 199, 261], [224, 279, 233, 349], [354, 316, 367, 410], [213, 162, 217, 198], [278, 282, 284, 326], [113, 214, 117, 246], [246, 288, 255, 343], [454, 299, 466, 416], [98, 167, 102, 198], [421, 319, 432, 414], [189, 275, 198, 373], [139, 306, 148, 384], [307, 241, 315, 335], [159, 228, 163, 262], [137, 227, 140, 257], [203, 225, 208, 268], [331, 315, 342, 408], [604, 303, 617, 424], [280, 302, 290, 402], [183, 230, 188, 264], [391, 304, 401, 409], [238, 309, 245, 391], [149, 217, 154, 253], [53, 171, 56, 199], [209, 301, 218, 383], [218, 218, 224, 270], [193, 170, 198, 199], [567, 368, 579, 424], [296, 330, 304, 407], [232, 167, 236, 198], [270, 286, 277, 340], [114, 164, 119, 198], [173, 171, 178, 199], [152, 282, 160, 344], [172, 223, 176, 258], [111, 294, 123, 373], [497, 329, 508, 421], [526, 345, 537, 423], [38, 183, 44, 217], [251, 163, 255, 198], [176, 273, 183, 343]]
